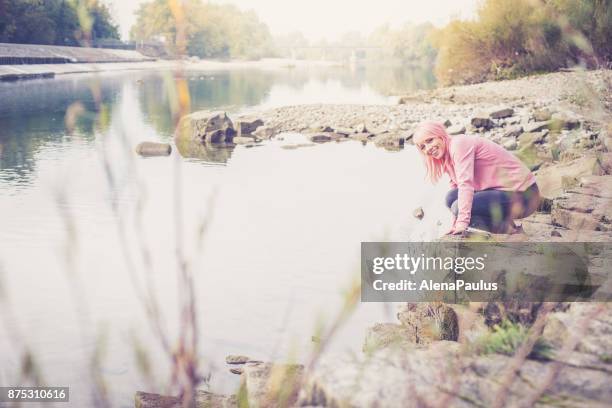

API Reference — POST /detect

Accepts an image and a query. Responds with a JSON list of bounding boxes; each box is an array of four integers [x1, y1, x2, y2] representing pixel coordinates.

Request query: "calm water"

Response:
[[0, 66, 447, 407]]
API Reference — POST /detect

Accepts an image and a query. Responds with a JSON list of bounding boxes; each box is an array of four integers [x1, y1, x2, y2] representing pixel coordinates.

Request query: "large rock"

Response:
[[542, 303, 612, 362], [503, 124, 523, 139], [514, 142, 544, 171], [252, 125, 277, 140], [533, 108, 553, 122], [471, 114, 494, 129], [175, 111, 235, 143], [551, 175, 612, 231], [363, 323, 417, 353], [371, 132, 405, 150], [135, 142, 172, 157], [397, 303, 459, 344], [236, 117, 264, 136], [523, 121, 550, 133], [241, 362, 303, 408], [298, 341, 612, 407], [536, 156, 604, 199], [489, 106, 514, 119], [135, 390, 236, 408]]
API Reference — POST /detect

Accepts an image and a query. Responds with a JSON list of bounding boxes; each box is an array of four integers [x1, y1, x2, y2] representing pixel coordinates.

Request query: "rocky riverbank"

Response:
[[139, 69, 612, 407]]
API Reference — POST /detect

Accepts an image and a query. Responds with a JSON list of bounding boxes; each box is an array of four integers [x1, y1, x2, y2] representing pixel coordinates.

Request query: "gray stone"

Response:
[[353, 123, 368, 133], [518, 131, 544, 147], [135, 142, 172, 157], [551, 112, 581, 130], [523, 121, 550, 133], [363, 323, 417, 353], [226, 354, 250, 364], [489, 106, 514, 119], [175, 111, 235, 144], [252, 125, 276, 140], [503, 124, 523, 138], [232, 136, 256, 144], [371, 132, 405, 150], [309, 133, 336, 143], [413, 207, 424, 220], [397, 303, 458, 344], [236, 117, 264, 136], [443, 119, 452, 127], [551, 175, 612, 231], [533, 108, 553, 122], [536, 156, 604, 199], [471, 114, 494, 129], [514, 142, 544, 171], [503, 139, 518, 150], [333, 127, 354, 136], [446, 124, 466, 135], [242, 362, 303, 408], [134, 390, 236, 408]]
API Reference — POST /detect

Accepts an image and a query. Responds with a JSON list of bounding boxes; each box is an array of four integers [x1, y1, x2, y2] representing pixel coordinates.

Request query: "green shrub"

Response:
[[475, 320, 553, 360]]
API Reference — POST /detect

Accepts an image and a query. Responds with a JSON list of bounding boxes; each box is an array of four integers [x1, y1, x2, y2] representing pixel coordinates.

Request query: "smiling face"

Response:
[[414, 133, 445, 160]]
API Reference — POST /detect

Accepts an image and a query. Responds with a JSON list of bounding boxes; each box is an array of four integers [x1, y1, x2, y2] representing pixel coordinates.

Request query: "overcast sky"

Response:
[[109, 0, 479, 41]]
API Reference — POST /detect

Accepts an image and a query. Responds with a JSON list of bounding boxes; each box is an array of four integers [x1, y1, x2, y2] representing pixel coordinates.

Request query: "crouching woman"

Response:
[[413, 122, 540, 235]]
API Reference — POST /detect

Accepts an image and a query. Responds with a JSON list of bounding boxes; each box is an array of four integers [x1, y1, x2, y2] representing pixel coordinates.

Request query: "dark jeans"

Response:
[[445, 183, 540, 233]]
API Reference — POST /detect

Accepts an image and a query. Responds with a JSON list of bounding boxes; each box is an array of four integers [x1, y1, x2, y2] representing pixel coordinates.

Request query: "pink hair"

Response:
[[413, 121, 451, 184]]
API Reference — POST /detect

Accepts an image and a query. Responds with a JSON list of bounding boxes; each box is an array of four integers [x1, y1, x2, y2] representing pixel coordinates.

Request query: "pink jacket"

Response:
[[444, 135, 536, 230]]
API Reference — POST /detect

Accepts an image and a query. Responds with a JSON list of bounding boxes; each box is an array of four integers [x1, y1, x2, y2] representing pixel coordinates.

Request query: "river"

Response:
[[0, 64, 449, 407]]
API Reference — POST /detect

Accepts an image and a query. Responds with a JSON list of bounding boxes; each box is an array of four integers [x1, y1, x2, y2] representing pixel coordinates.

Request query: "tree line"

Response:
[[130, 0, 274, 60], [0, 0, 119, 46], [433, 0, 612, 85]]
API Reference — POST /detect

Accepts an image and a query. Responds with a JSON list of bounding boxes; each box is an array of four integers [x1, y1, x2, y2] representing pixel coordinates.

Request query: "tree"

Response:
[[0, 0, 118, 46]]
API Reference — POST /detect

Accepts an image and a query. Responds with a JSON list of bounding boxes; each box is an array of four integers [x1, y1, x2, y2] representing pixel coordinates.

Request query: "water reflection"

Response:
[[0, 65, 436, 185]]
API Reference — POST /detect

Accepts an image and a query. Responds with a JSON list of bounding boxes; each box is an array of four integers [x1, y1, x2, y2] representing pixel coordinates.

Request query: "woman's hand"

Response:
[[451, 225, 467, 235]]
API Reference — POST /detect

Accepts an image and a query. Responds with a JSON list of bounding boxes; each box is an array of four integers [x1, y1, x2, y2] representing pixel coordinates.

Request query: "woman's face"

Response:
[[415, 134, 445, 160]]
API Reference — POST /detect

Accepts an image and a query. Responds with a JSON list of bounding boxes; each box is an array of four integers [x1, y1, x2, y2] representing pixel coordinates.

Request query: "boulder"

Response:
[[535, 156, 604, 199], [236, 117, 264, 136], [489, 106, 514, 119], [363, 323, 417, 353], [333, 127, 354, 136], [353, 123, 368, 133], [397, 303, 459, 344], [523, 121, 550, 133], [542, 303, 612, 361], [309, 132, 341, 143], [226, 354, 250, 364], [514, 143, 543, 171], [551, 175, 612, 231], [413, 206, 424, 220], [175, 111, 235, 144], [371, 132, 405, 150], [252, 125, 276, 140], [518, 131, 544, 147], [232, 136, 256, 145], [503, 139, 518, 150], [533, 108, 553, 122], [298, 341, 612, 407], [446, 124, 466, 135], [551, 112, 581, 130], [134, 390, 236, 408], [471, 114, 494, 129], [135, 142, 172, 157], [503, 124, 523, 139], [241, 362, 303, 408]]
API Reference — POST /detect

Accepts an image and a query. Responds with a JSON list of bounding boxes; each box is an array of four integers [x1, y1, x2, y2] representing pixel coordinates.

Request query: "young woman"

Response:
[[413, 122, 540, 235]]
